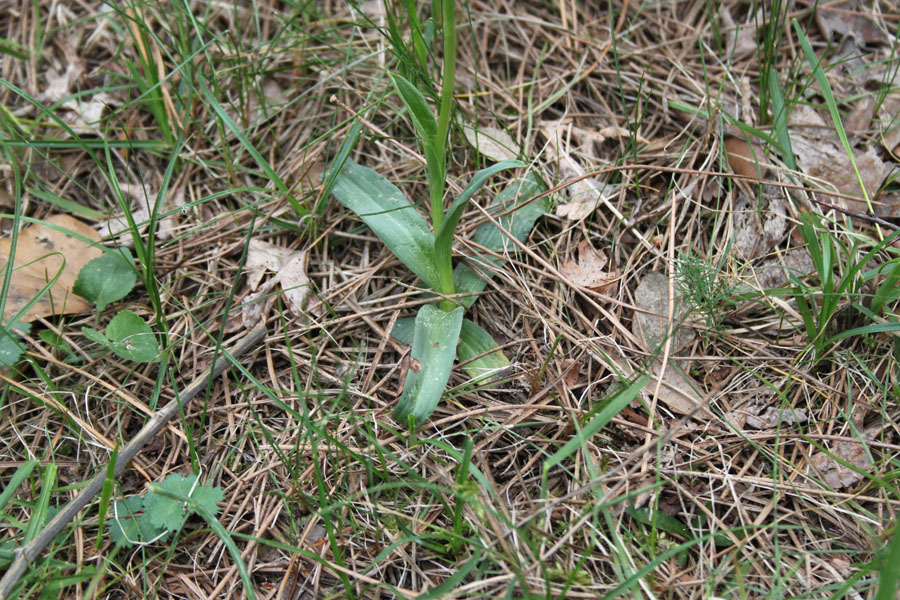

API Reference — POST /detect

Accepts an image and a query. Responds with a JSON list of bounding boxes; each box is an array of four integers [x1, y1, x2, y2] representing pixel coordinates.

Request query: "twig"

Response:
[[0, 322, 268, 599]]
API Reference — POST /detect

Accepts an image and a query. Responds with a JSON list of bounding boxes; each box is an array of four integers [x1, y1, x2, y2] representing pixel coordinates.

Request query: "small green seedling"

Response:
[[330, 2, 546, 426], [109, 473, 223, 548], [82, 310, 160, 363], [73, 249, 137, 313]]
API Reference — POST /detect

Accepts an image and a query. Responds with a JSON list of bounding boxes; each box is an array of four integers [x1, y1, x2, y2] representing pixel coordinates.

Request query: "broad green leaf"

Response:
[[73, 248, 137, 312], [433, 160, 523, 293], [454, 172, 547, 307], [109, 495, 164, 548], [391, 316, 415, 345], [457, 318, 511, 383], [331, 159, 441, 290], [82, 310, 160, 362], [392, 317, 512, 384], [145, 473, 224, 531], [393, 303, 464, 425]]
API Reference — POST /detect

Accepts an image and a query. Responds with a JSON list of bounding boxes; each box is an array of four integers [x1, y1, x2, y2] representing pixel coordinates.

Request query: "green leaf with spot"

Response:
[[393, 303, 464, 424]]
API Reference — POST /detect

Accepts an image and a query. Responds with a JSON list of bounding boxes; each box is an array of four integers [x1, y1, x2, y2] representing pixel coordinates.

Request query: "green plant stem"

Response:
[[430, 0, 456, 236]]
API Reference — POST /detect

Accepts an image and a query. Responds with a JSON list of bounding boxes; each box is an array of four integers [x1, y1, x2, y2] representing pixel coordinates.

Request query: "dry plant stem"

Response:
[[0, 322, 269, 599]]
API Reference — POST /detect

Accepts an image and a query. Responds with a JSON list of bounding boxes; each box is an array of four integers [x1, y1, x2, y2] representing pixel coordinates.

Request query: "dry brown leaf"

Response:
[[633, 272, 695, 354], [559, 240, 618, 293], [790, 134, 887, 214], [724, 135, 768, 179], [807, 434, 874, 490], [462, 125, 519, 162], [280, 250, 310, 319], [815, 2, 889, 47], [0, 214, 102, 322], [718, 5, 756, 60], [245, 240, 295, 292], [647, 359, 703, 416], [743, 405, 809, 429]]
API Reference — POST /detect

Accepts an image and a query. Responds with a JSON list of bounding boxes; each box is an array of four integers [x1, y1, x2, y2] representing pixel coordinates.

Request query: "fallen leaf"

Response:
[[732, 187, 787, 260], [718, 5, 756, 60], [0, 214, 102, 322], [743, 405, 809, 429], [790, 134, 887, 214], [724, 135, 768, 179], [807, 432, 875, 490], [280, 250, 310, 319], [462, 125, 519, 162], [647, 359, 704, 416], [633, 272, 696, 354], [560, 240, 618, 293], [245, 240, 295, 292], [815, 2, 889, 47], [555, 178, 620, 221]]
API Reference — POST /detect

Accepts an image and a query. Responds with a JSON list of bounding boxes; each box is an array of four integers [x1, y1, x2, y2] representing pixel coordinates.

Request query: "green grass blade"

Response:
[[457, 318, 511, 383], [0, 461, 37, 514], [875, 518, 900, 600], [95, 445, 118, 550], [331, 158, 440, 290], [793, 18, 874, 212], [199, 81, 304, 218], [392, 303, 464, 425], [23, 464, 57, 545], [767, 70, 796, 171], [543, 375, 649, 476]]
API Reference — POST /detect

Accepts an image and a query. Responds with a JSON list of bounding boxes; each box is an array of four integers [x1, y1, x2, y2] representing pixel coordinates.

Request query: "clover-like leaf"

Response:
[[144, 473, 224, 532]]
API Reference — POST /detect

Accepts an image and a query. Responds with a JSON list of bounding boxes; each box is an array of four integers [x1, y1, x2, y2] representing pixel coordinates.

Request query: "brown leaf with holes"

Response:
[[0, 214, 102, 322], [559, 240, 618, 293]]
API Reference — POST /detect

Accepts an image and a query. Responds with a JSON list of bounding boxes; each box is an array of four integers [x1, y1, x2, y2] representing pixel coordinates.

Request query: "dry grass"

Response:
[[1, 0, 899, 598]]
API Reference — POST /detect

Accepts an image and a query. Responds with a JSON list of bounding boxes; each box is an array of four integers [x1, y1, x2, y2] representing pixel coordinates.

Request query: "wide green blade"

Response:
[[457, 318, 511, 383], [454, 172, 547, 307], [331, 159, 440, 290], [393, 303, 464, 425], [392, 317, 512, 384]]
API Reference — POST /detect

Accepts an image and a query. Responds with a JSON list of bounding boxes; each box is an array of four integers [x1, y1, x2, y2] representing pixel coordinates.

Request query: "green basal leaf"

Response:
[[391, 316, 415, 345], [331, 159, 441, 290], [457, 318, 511, 383], [73, 248, 137, 313], [433, 160, 523, 293], [393, 303, 464, 425], [455, 172, 547, 307], [392, 317, 512, 385]]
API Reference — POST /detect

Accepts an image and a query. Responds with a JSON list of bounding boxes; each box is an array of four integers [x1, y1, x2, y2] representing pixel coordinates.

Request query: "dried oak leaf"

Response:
[[560, 240, 618, 293], [462, 125, 519, 162], [807, 434, 874, 490], [0, 214, 102, 322]]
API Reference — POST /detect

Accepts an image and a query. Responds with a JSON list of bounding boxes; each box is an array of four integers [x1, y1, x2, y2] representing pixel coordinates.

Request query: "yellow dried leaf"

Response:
[[0, 214, 102, 322]]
